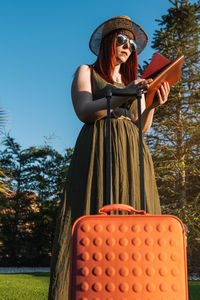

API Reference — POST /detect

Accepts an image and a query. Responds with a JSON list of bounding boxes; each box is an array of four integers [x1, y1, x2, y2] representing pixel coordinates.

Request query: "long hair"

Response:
[[92, 30, 138, 85]]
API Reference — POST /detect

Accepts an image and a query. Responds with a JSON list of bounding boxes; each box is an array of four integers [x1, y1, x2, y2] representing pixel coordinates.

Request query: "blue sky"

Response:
[[0, 0, 195, 153]]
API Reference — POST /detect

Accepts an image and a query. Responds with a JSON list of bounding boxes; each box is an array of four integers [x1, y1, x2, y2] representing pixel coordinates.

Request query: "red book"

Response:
[[141, 52, 171, 79], [141, 53, 184, 107]]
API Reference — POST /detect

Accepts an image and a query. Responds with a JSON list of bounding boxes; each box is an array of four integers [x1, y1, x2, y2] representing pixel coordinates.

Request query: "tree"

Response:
[[0, 108, 11, 196], [0, 135, 73, 266], [145, 0, 200, 206], [145, 0, 200, 273]]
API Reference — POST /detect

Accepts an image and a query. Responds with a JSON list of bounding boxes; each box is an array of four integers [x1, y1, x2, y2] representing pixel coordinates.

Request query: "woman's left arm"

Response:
[[136, 81, 170, 134]]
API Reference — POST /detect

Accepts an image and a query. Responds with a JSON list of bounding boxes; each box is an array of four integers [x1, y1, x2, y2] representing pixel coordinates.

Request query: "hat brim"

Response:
[[89, 16, 148, 56]]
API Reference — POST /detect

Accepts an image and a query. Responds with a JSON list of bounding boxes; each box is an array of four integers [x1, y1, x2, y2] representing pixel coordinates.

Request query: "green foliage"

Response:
[[0, 108, 11, 196], [146, 0, 200, 205], [0, 135, 73, 266], [0, 169, 11, 196], [145, 0, 200, 274]]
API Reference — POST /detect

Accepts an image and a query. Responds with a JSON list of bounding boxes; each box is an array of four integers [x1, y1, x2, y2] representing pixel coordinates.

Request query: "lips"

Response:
[[121, 51, 128, 56]]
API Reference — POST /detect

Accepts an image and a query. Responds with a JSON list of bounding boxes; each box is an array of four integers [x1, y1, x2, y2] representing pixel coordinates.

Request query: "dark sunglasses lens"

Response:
[[117, 34, 127, 45], [130, 40, 137, 52]]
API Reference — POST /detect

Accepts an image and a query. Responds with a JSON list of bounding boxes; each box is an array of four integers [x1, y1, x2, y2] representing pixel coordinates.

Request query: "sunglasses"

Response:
[[117, 33, 137, 52]]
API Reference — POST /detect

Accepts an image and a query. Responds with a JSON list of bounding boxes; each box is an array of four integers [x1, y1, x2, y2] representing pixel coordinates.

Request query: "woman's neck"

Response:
[[112, 64, 122, 83]]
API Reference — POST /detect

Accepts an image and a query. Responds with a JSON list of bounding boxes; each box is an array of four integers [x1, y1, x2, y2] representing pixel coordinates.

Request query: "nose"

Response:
[[123, 41, 131, 51]]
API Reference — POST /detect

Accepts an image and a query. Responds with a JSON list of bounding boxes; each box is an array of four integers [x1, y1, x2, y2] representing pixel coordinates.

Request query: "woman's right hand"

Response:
[[126, 78, 153, 92], [124, 78, 153, 117]]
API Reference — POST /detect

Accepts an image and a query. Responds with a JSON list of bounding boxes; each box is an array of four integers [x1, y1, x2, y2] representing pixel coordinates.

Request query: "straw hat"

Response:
[[89, 16, 148, 56]]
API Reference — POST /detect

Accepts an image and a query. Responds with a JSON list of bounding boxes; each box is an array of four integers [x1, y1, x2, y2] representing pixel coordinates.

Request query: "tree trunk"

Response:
[[176, 96, 187, 206]]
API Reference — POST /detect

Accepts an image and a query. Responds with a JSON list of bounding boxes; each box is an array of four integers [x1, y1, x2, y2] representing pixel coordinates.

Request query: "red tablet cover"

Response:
[[141, 52, 171, 79], [142, 54, 184, 107]]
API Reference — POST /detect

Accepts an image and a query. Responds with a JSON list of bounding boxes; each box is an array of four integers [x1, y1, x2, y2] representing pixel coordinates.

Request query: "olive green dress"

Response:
[[48, 68, 161, 300]]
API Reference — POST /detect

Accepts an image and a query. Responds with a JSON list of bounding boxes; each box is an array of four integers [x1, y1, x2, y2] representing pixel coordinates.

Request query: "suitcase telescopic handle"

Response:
[[99, 204, 146, 215], [105, 88, 146, 211]]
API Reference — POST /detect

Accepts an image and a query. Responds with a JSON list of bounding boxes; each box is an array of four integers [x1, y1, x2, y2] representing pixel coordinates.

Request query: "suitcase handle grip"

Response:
[[99, 204, 146, 215]]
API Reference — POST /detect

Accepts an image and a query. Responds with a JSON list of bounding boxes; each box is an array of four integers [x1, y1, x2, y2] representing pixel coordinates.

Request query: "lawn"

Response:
[[189, 281, 200, 300], [0, 273, 199, 300], [0, 273, 49, 300]]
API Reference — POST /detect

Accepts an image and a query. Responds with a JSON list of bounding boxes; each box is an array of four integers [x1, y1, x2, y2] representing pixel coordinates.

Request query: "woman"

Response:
[[48, 16, 170, 300]]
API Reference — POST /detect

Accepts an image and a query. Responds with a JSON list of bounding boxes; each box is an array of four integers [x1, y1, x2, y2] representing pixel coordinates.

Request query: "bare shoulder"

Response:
[[72, 64, 92, 95], [74, 64, 91, 79]]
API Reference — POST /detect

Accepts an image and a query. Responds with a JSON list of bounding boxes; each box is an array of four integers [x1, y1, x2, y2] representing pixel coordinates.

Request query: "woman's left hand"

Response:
[[151, 81, 170, 108]]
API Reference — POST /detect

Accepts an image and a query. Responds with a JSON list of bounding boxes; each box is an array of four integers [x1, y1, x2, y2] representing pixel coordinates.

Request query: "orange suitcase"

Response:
[[69, 203, 188, 300]]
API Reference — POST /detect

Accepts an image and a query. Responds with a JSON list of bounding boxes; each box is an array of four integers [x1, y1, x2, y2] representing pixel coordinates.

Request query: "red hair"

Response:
[[93, 30, 138, 85]]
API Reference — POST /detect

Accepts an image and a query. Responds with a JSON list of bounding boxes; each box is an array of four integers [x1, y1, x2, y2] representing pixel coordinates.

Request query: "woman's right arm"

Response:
[[71, 65, 135, 123]]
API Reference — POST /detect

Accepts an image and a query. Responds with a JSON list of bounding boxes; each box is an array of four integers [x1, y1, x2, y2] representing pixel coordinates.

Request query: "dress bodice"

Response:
[[91, 67, 138, 117]]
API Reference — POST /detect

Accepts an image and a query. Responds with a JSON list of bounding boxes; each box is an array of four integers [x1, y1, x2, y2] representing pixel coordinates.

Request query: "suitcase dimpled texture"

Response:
[[69, 204, 188, 300]]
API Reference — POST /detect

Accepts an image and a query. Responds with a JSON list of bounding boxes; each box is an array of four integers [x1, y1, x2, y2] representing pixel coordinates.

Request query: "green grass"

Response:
[[0, 274, 199, 300], [189, 281, 200, 300], [0, 273, 49, 300]]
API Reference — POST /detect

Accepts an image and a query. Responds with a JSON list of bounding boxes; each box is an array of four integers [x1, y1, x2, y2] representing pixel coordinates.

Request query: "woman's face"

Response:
[[115, 30, 135, 65]]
